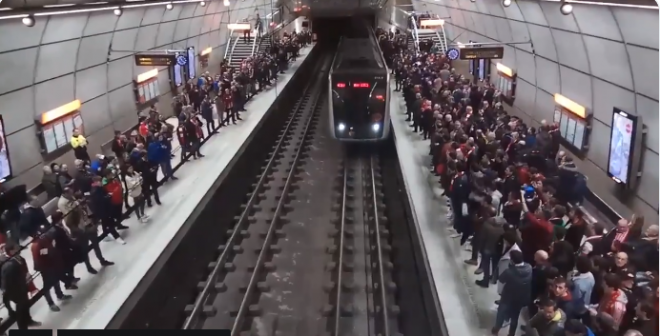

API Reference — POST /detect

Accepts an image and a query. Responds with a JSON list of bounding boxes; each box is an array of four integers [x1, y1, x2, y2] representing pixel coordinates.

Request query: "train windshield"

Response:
[[332, 78, 386, 138]]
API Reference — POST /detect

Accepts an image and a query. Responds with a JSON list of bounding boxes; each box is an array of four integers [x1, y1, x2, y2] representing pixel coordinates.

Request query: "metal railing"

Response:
[[410, 16, 421, 56], [227, 35, 240, 65]]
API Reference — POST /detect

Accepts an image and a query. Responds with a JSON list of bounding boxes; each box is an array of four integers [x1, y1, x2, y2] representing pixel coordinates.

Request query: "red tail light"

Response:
[[375, 95, 384, 100], [336, 83, 346, 88]]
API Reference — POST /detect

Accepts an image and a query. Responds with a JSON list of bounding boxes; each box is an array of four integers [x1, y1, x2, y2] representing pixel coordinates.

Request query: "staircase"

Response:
[[407, 33, 415, 51], [228, 36, 256, 68], [256, 34, 272, 55], [417, 29, 447, 54]]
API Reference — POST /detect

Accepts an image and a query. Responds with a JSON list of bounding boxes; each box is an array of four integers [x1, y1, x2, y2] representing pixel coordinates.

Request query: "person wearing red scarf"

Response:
[[595, 273, 628, 330]]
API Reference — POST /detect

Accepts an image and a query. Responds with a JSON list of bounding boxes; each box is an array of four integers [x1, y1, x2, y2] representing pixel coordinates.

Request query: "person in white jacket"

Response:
[[125, 166, 149, 223]]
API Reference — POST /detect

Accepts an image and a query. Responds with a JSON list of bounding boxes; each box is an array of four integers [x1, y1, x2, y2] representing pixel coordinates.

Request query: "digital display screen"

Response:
[[0, 115, 12, 182], [135, 54, 174, 66], [187, 47, 196, 79], [336, 83, 346, 88], [173, 52, 183, 87], [460, 46, 504, 60], [353, 83, 370, 88], [607, 109, 635, 184]]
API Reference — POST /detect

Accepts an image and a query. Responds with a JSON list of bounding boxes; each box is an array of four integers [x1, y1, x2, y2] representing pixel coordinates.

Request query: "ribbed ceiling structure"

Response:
[[415, 0, 658, 222]]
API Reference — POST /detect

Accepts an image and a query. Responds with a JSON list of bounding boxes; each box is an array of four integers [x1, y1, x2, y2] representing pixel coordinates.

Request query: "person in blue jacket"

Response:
[[147, 134, 177, 181]]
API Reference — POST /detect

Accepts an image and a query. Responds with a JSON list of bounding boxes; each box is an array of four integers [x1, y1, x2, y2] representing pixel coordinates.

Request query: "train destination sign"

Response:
[[459, 46, 504, 60], [135, 53, 176, 66]]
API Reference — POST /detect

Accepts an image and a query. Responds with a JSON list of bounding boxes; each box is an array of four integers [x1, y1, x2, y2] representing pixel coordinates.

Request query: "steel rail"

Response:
[[230, 71, 325, 335], [368, 155, 390, 336], [182, 62, 322, 330], [331, 157, 350, 336]]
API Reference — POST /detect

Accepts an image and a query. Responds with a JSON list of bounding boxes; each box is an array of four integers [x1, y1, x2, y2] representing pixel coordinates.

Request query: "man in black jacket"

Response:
[[135, 152, 161, 207], [18, 195, 49, 240], [1, 242, 41, 329]]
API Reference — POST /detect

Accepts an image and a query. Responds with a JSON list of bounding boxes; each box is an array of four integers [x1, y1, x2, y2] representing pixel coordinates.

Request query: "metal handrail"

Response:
[[224, 36, 233, 60], [250, 28, 259, 56], [438, 23, 449, 54], [227, 35, 240, 65], [410, 16, 421, 55]]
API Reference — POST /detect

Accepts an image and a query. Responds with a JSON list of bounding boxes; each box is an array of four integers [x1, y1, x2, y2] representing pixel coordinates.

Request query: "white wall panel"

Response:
[[551, 29, 590, 73], [612, 7, 659, 49], [0, 88, 35, 134], [516, 1, 547, 26], [559, 66, 592, 110], [0, 48, 38, 95], [591, 78, 635, 127], [534, 57, 560, 94], [582, 36, 633, 90], [587, 118, 612, 171], [83, 12, 119, 36], [538, 2, 579, 32], [35, 39, 80, 82], [41, 15, 88, 44], [528, 24, 557, 61], [627, 45, 659, 100], [572, 5, 621, 42], [33, 74, 75, 116], [411, 0, 659, 222], [636, 95, 659, 154], [0, 21, 47, 53]]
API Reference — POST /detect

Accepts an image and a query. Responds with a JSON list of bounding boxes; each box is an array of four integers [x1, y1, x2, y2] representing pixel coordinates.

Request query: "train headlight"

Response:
[[372, 123, 380, 132], [338, 123, 346, 132]]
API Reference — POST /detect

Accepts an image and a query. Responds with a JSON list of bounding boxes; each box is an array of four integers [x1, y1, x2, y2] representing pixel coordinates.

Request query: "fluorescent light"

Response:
[[35, 6, 118, 16], [43, 4, 75, 8]]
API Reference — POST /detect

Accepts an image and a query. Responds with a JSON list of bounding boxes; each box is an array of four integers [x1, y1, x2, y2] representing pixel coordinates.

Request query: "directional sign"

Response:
[[459, 46, 504, 60], [446, 48, 460, 61], [135, 54, 175, 66]]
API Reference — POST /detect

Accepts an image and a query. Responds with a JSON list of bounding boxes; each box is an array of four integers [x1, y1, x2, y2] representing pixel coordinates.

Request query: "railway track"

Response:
[[329, 153, 399, 336], [180, 51, 437, 336]]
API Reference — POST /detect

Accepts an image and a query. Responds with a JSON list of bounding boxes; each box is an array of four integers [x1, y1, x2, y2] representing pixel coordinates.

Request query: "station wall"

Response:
[[411, 0, 658, 223], [0, 0, 279, 192]]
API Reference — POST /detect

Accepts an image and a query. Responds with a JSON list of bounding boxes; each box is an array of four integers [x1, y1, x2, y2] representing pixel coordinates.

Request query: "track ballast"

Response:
[[182, 50, 438, 336]]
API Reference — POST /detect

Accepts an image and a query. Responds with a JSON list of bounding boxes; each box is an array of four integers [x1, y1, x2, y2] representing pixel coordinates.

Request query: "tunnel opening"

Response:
[[312, 14, 376, 44]]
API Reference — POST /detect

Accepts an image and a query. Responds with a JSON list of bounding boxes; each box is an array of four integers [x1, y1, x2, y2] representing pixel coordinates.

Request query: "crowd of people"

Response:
[[0, 28, 312, 332], [379, 21, 658, 336]]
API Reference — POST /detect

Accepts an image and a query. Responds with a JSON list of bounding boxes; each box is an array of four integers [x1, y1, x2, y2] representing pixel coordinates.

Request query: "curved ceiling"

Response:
[[415, 0, 658, 222], [0, 0, 277, 189]]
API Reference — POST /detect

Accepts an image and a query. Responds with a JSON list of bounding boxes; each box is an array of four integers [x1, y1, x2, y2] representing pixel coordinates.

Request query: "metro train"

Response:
[[328, 29, 391, 142]]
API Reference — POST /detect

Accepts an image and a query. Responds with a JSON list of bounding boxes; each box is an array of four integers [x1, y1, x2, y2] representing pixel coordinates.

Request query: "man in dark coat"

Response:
[[1, 242, 41, 329]]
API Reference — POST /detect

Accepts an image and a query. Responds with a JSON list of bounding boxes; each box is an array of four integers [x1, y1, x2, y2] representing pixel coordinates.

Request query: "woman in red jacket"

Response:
[[31, 226, 72, 311]]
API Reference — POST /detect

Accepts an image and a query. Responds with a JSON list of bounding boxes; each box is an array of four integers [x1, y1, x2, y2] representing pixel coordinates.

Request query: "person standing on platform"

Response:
[[70, 128, 90, 162], [1, 242, 41, 329], [201, 96, 216, 135], [31, 225, 72, 312], [135, 150, 161, 207], [89, 176, 125, 245]]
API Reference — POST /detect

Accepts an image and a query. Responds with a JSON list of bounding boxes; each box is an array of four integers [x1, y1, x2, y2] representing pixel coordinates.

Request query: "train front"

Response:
[[330, 74, 389, 141]]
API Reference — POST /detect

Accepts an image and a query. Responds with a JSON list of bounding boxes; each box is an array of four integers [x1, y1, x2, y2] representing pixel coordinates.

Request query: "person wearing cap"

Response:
[[619, 271, 641, 330]]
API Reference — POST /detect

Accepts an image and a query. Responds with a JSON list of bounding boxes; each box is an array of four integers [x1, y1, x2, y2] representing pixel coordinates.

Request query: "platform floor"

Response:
[[5, 45, 315, 330], [390, 89, 525, 336]]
